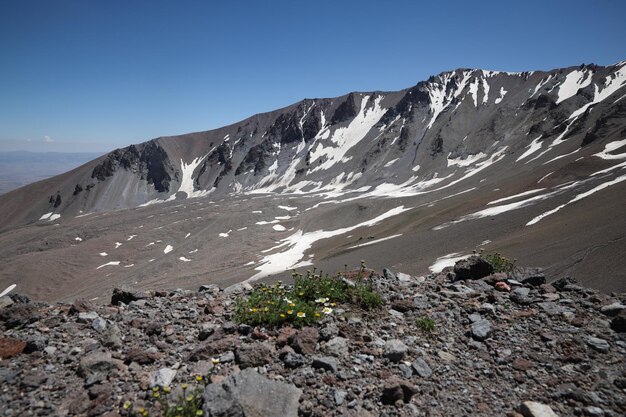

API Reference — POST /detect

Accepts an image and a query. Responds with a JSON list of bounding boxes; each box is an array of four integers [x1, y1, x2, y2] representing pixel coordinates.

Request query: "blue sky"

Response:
[[1, 0, 624, 153]]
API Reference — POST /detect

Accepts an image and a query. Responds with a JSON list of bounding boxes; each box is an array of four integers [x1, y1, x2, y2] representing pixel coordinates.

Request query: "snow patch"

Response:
[[97, 261, 120, 270], [0, 284, 16, 298], [247, 206, 411, 282], [384, 158, 399, 168], [556, 69, 593, 104], [494, 86, 507, 104], [164, 245, 173, 254], [272, 224, 287, 232], [594, 139, 626, 160], [429, 253, 470, 273], [179, 257, 191, 262], [347, 234, 402, 249]]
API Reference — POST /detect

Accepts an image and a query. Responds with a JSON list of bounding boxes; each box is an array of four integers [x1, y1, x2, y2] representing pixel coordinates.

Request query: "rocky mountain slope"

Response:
[[0, 61, 625, 301], [1, 262, 625, 416]]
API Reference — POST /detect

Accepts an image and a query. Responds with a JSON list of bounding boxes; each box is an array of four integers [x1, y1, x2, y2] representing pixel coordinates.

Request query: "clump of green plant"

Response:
[[349, 280, 383, 309], [122, 368, 218, 417], [234, 263, 383, 327], [415, 316, 436, 333], [478, 249, 517, 273]]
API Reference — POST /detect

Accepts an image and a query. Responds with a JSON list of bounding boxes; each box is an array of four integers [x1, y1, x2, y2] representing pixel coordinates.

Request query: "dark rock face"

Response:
[[453, 256, 494, 280], [331, 93, 358, 125], [90, 141, 173, 192], [235, 140, 275, 176]]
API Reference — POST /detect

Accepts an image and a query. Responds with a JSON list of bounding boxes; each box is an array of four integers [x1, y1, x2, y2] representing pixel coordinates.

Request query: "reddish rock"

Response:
[[276, 327, 297, 347], [512, 358, 534, 371], [495, 282, 512, 292], [0, 337, 27, 359], [290, 327, 319, 354], [381, 377, 417, 405]]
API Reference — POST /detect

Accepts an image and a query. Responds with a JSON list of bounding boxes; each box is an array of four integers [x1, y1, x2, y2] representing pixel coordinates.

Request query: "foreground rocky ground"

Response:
[[1, 260, 625, 417]]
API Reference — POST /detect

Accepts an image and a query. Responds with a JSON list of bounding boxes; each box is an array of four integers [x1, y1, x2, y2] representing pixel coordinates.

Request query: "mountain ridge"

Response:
[[0, 60, 624, 301]]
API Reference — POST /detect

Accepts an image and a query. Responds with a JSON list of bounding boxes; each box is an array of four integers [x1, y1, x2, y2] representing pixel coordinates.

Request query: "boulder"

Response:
[[383, 339, 408, 362], [453, 256, 494, 280], [202, 368, 301, 417], [519, 401, 559, 417], [235, 342, 274, 368]]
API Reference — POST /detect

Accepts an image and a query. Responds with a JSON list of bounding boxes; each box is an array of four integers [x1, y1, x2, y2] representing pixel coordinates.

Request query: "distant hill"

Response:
[[0, 151, 103, 195]]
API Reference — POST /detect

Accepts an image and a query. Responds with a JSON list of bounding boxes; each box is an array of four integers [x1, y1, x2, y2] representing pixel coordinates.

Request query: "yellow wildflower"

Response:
[[297, 311, 306, 318]]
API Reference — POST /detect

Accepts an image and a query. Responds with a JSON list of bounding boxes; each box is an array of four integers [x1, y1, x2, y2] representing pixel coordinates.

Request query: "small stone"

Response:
[[312, 356, 338, 373], [236, 342, 274, 368], [437, 350, 457, 362], [150, 368, 177, 388], [411, 358, 432, 378], [319, 322, 339, 341], [583, 406, 605, 416], [77, 311, 99, 323], [611, 310, 626, 333], [471, 319, 492, 341], [198, 323, 217, 341], [601, 302, 625, 317], [383, 339, 408, 362], [219, 351, 235, 363], [334, 389, 348, 406], [586, 336, 609, 353], [469, 313, 482, 323], [519, 401, 559, 417], [495, 281, 512, 292], [323, 337, 350, 357], [91, 317, 107, 332], [512, 358, 534, 371], [290, 327, 319, 354], [381, 377, 417, 405], [282, 352, 305, 369], [78, 350, 123, 379]]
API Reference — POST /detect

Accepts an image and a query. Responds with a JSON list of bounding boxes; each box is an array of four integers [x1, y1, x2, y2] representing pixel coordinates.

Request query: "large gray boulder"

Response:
[[202, 368, 301, 417]]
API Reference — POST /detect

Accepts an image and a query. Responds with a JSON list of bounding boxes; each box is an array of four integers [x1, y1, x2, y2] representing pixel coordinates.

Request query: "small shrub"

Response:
[[234, 264, 384, 327], [122, 371, 216, 417], [415, 316, 436, 333], [349, 281, 383, 309], [478, 249, 516, 273]]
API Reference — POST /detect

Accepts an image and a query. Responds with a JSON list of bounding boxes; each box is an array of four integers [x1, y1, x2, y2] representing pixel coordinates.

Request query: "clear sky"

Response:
[[1, 0, 624, 153]]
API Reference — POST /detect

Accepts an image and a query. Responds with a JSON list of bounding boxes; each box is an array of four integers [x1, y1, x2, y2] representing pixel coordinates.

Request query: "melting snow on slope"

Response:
[[164, 245, 173, 254], [494, 86, 507, 104], [569, 64, 626, 119], [347, 234, 403, 249], [273, 224, 287, 232], [527, 174, 626, 226], [429, 253, 470, 273], [127, 235, 137, 241], [517, 136, 543, 162], [309, 95, 386, 171], [99, 252, 108, 257], [447, 152, 487, 167], [97, 261, 121, 270], [594, 139, 626, 160], [115, 242, 122, 249], [384, 158, 399, 168], [219, 230, 232, 238], [488, 188, 546, 205], [179, 257, 191, 262], [246, 206, 411, 282], [278, 205, 297, 211], [178, 153, 212, 198], [39, 212, 61, 221], [0, 284, 16, 298], [556, 69, 593, 104]]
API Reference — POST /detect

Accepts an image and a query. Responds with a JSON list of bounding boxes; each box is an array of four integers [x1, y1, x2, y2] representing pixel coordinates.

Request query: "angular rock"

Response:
[[312, 356, 338, 373], [281, 351, 305, 369], [150, 368, 177, 388], [0, 304, 41, 328], [586, 336, 609, 353], [111, 287, 149, 305], [471, 319, 492, 341], [519, 401, 559, 417], [69, 298, 96, 314], [188, 334, 240, 361], [411, 358, 432, 378], [383, 268, 397, 280], [610, 310, 626, 333], [322, 337, 349, 357], [202, 368, 301, 417], [235, 342, 274, 368], [0, 337, 26, 359], [381, 377, 417, 405], [78, 350, 123, 379], [290, 326, 319, 354], [383, 339, 408, 362], [512, 267, 546, 287], [600, 302, 625, 317], [453, 256, 494, 280]]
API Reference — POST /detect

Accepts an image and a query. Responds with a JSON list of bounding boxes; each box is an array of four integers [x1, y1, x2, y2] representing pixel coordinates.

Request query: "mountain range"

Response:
[[0, 61, 625, 302]]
